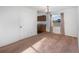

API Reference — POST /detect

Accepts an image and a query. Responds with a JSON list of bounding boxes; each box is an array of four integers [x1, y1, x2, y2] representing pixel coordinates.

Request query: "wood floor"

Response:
[[0, 32, 78, 53]]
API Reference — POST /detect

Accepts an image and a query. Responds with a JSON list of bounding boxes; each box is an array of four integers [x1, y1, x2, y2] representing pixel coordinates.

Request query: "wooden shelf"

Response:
[[37, 15, 46, 21]]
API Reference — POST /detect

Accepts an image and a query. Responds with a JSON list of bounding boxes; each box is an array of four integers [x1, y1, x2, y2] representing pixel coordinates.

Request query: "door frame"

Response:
[[60, 13, 65, 35]]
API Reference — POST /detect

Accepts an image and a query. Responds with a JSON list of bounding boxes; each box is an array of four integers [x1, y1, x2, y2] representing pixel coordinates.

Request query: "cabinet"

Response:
[[37, 15, 46, 34], [37, 15, 46, 21], [37, 24, 46, 33]]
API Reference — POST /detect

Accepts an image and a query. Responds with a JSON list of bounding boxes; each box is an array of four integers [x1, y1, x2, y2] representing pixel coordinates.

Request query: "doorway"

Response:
[[51, 13, 65, 34]]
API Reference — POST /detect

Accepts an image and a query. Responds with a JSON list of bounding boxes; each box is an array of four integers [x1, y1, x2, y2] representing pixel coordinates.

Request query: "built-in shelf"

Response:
[[37, 21, 46, 24], [37, 15, 46, 34], [37, 15, 46, 21]]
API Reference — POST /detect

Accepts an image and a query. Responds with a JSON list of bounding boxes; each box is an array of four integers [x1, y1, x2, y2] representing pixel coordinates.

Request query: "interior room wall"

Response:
[[46, 13, 51, 32], [0, 7, 37, 47], [60, 7, 78, 37], [77, 7, 79, 48], [19, 7, 37, 39]]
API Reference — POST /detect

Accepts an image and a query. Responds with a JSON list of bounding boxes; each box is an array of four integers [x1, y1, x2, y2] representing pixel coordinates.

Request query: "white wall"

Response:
[[46, 13, 51, 32], [77, 7, 79, 47], [38, 12, 46, 16], [20, 7, 37, 39], [61, 7, 78, 37], [0, 7, 37, 47]]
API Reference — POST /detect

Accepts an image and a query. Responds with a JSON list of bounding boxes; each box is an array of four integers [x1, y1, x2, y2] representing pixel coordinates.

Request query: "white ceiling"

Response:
[[33, 6, 76, 15]]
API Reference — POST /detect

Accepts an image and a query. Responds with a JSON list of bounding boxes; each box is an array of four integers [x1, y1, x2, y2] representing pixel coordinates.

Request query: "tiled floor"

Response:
[[0, 32, 78, 53]]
